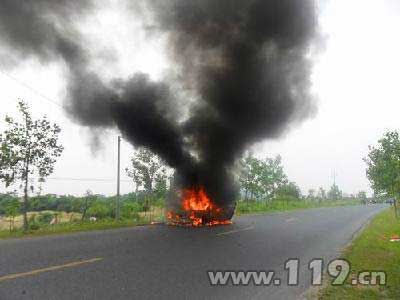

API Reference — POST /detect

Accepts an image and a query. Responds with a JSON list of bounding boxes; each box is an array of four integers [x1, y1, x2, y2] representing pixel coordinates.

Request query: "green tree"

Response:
[[276, 182, 301, 199], [0, 101, 64, 231], [126, 148, 168, 194], [37, 212, 54, 224], [239, 154, 261, 201], [317, 187, 326, 202], [0, 192, 17, 214], [125, 162, 141, 193], [4, 198, 20, 231], [258, 156, 288, 202], [87, 201, 109, 219], [81, 190, 96, 221], [153, 168, 169, 199], [364, 131, 400, 218], [121, 202, 141, 220], [307, 189, 316, 200], [357, 191, 368, 204], [328, 184, 342, 201], [239, 154, 287, 202]]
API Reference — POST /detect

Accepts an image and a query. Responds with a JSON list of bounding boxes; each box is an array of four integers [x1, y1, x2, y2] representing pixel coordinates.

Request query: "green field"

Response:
[[319, 208, 400, 299], [0, 211, 81, 231], [0, 207, 166, 239]]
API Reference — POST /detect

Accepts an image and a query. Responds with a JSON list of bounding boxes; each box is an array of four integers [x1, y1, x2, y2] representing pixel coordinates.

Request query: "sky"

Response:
[[0, 0, 399, 197]]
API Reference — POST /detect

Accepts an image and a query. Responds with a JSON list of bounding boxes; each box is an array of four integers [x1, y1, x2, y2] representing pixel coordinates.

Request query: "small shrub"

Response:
[[121, 202, 141, 220], [28, 213, 37, 223], [37, 212, 54, 224], [29, 222, 41, 230], [87, 202, 112, 219]]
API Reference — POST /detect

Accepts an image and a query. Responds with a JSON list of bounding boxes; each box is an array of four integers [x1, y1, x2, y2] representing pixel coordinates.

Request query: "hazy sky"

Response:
[[1, 0, 399, 197]]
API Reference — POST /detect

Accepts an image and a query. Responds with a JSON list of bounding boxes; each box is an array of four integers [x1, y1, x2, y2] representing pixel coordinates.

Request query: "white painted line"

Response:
[[217, 225, 254, 236], [0, 258, 103, 283], [285, 218, 297, 222]]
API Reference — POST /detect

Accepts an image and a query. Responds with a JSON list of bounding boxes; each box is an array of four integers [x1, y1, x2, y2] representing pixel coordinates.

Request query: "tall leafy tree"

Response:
[[276, 182, 301, 199], [327, 184, 342, 200], [239, 154, 261, 201], [4, 198, 20, 231], [239, 154, 287, 202], [357, 191, 368, 204], [0, 101, 64, 231], [153, 167, 169, 198], [80, 190, 97, 221], [307, 189, 316, 201], [317, 187, 326, 201], [258, 155, 288, 202], [125, 163, 141, 193], [126, 148, 168, 195], [364, 131, 400, 218]]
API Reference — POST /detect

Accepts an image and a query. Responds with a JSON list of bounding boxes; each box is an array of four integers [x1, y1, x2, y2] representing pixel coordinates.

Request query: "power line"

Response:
[[0, 70, 136, 191], [0, 69, 130, 141], [116, 135, 121, 220], [41, 177, 132, 183], [0, 69, 65, 109]]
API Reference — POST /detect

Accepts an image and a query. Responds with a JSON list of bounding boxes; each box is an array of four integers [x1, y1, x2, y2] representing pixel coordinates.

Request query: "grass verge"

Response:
[[0, 219, 155, 240], [235, 199, 361, 216], [319, 208, 400, 299]]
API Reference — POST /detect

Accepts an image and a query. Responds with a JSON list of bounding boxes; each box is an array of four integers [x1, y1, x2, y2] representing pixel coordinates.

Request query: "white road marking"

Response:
[[285, 218, 297, 222], [0, 258, 103, 283], [217, 225, 255, 236]]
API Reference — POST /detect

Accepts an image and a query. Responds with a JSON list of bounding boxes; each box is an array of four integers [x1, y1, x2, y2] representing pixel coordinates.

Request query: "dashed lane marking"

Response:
[[0, 258, 104, 283], [217, 225, 255, 236]]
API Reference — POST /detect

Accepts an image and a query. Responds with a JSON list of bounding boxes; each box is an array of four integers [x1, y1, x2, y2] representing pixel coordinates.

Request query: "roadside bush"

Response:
[[29, 222, 41, 231], [87, 202, 111, 219], [121, 202, 141, 220], [274, 196, 300, 203], [151, 197, 165, 208], [37, 212, 54, 224], [236, 200, 267, 214], [28, 213, 37, 223]]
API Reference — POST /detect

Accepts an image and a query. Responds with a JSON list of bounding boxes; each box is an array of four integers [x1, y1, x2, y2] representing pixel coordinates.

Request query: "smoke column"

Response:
[[0, 0, 317, 213]]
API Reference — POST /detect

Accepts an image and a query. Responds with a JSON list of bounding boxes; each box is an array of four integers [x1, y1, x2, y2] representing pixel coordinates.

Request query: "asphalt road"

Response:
[[0, 204, 387, 300]]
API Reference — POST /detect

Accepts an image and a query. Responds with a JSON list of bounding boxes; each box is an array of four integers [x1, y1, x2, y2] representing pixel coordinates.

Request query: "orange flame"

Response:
[[167, 187, 232, 227]]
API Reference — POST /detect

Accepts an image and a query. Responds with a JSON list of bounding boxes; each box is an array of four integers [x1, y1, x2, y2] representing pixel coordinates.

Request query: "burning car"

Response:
[[167, 186, 235, 227]]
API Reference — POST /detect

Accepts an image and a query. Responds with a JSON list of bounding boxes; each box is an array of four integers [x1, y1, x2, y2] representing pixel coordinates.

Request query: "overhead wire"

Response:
[[0, 69, 65, 109]]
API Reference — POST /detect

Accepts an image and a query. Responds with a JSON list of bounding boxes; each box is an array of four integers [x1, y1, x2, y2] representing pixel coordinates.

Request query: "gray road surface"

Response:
[[0, 204, 387, 300]]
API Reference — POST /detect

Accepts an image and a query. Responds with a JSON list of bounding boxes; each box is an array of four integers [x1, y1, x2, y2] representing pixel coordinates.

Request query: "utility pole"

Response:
[[333, 170, 337, 186], [116, 136, 121, 220], [332, 170, 339, 200]]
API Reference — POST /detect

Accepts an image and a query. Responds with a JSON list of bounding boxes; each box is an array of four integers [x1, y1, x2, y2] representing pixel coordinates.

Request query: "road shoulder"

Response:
[[316, 208, 400, 299]]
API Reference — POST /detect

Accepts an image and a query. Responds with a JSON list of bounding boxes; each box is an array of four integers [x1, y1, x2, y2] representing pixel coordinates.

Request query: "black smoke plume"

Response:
[[0, 0, 317, 218]]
